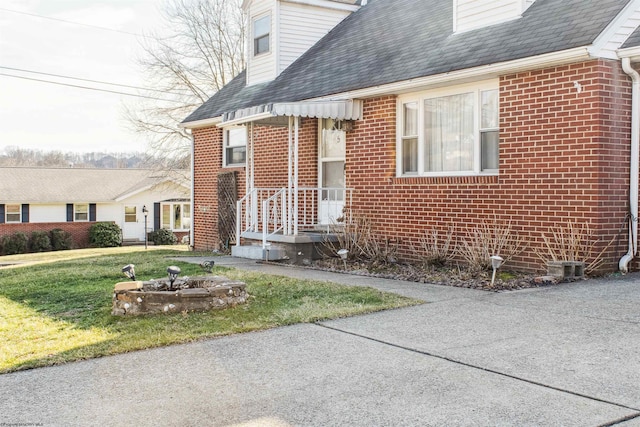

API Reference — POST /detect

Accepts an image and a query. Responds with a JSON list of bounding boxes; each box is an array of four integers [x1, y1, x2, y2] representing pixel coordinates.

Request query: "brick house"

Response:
[[181, 0, 640, 273], [0, 168, 191, 248]]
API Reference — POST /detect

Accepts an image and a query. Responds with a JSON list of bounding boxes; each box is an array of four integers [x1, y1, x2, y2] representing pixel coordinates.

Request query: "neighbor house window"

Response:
[[398, 81, 499, 176], [161, 202, 191, 231], [5, 204, 21, 223], [74, 203, 89, 221], [253, 15, 270, 56], [224, 126, 247, 167]]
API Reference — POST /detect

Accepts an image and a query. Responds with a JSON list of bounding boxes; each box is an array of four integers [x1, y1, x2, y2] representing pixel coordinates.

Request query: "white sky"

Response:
[[0, 0, 169, 154]]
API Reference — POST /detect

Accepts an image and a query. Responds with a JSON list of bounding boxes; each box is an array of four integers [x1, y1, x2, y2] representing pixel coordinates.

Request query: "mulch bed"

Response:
[[308, 258, 566, 291]]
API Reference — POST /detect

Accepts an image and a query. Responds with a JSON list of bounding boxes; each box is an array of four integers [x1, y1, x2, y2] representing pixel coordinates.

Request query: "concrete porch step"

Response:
[[231, 244, 288, 261]]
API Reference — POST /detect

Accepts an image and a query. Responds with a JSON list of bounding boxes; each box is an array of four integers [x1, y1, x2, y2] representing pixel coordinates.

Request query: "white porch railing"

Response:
[[262, 188, 287, 247], [236, 187, 353, 248]]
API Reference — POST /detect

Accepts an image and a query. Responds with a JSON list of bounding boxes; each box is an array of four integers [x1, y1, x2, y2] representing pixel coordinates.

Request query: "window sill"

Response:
[[392, 174, 498, 185]]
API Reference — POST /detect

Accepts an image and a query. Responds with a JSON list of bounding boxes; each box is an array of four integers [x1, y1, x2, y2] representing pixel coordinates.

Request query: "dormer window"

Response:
[[253, 15, 270, 56]]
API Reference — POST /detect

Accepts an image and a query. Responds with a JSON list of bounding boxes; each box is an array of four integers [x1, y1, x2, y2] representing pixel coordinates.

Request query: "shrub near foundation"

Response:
[[149, 228, 178, 245], [1, 232, 29, 255], [29, 231, 52, 253], [89, 222, 122, 248], [50, 228, 74, 251]]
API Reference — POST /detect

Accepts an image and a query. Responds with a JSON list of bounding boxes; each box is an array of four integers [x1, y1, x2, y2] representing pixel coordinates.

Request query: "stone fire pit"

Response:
[[112, 275, 248, 316]]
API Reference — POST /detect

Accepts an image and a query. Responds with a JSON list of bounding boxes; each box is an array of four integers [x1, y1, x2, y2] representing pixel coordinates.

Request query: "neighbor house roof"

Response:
[[183, 0, 633, 124], [0, 168, 189, 203]]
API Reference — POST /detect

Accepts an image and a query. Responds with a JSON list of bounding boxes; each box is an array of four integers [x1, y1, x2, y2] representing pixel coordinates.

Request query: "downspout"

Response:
[[188, 129, 195, 251], [619, 57, 640, 273]]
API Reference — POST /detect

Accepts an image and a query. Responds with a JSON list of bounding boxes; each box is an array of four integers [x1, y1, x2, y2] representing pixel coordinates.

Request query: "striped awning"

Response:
[[219, 100, 363, 127]]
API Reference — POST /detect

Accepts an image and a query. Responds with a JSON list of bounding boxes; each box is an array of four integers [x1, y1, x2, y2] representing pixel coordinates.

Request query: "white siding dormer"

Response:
[[244, 0, 359, 86], [453, 0, 536, 33], [279, 2, 353, 74], [246, 0, 278, 86]]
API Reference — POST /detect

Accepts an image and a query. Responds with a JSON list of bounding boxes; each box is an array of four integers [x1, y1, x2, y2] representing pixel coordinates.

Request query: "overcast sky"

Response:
[[0, 0, 170, 154]]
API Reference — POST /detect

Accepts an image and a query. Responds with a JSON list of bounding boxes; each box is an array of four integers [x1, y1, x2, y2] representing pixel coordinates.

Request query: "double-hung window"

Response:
[[74, 203, 89, 221], [224, 126, 247, 167], [253, 15, 270, 56], [398, 81, 499, 176], [5, 204, 21, 223]]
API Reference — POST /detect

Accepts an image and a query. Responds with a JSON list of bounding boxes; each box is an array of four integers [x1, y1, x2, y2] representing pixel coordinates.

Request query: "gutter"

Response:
[[619, 57, 640, 273]]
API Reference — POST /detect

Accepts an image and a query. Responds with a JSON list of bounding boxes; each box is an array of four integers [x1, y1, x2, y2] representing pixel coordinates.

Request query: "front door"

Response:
[[123, 205, 144, 240], [319, 119, 346, 225]]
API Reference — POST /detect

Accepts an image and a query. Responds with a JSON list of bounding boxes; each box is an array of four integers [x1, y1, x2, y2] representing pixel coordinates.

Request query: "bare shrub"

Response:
[[535, 221, 614, 275], [414, 226, 456, 266], [321, 215, 398, 264], [457, 219, 527, 272]]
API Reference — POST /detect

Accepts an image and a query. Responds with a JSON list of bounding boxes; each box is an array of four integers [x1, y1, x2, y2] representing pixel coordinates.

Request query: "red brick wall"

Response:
[[343, 59, 632, 272], [192, 126, 245, 251], [191, 120, 318, 251], [252, 119, 318, 188], [499, 59, 632, 271], [0, 222, 95, 249], [191, 59, 634, 272]]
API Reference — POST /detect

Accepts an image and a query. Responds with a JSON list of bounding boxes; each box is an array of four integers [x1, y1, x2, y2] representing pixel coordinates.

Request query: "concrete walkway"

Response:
[[1, 256, 640, 426]]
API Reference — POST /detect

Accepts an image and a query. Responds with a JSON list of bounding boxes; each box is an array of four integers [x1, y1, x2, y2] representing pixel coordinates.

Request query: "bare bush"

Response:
[[322, 216, 398, 264], [414, 226, 456, 266], [535, 221, 614, 275], [457, 219, 527, 272]]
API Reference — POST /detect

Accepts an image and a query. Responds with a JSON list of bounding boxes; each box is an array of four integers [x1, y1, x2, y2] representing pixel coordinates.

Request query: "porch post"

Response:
[[293, 116, 299, 235], [247, 122, 257, 232], [287, 116, 293, 235]]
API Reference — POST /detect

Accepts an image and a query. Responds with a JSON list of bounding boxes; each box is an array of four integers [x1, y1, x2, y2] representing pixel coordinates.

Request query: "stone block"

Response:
[[114, 281, 144, 291], [177, 288, 211, 298], [547, 261, 585, 280]]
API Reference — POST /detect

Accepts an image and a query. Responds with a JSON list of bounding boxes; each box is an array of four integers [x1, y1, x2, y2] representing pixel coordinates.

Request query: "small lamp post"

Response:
[[490, 255, 504, 288], [142, 205, 148, 249]]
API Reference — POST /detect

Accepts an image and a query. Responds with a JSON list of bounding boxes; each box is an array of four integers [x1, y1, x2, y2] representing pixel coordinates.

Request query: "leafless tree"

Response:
[[125, 0, 246, 173]]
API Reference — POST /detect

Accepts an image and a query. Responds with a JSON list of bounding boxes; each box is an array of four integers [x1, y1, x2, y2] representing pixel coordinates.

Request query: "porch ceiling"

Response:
[[218, 100, 363, 127]]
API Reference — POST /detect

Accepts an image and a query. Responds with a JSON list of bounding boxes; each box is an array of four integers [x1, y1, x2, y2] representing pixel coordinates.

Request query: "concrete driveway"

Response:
[[1, 257, 639, 426]]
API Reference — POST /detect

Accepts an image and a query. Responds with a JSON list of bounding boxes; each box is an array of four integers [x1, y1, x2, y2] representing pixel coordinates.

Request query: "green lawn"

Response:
[[0, 248, 421, 373]]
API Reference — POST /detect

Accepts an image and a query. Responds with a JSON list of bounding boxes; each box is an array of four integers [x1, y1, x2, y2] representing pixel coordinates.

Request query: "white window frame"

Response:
[[74, 203, 89, 222], [5, 204, 21, 223], [223, 125, 247, 167], [396, 79, 499, 177], [253, 14, 270, 56], [124, 206, 137, 223], [161, 202, 191, 231]]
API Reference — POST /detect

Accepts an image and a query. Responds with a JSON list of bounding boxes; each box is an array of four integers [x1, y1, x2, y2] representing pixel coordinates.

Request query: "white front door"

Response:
[[319, 119, 346, 225], [122, 205, 145, 240]]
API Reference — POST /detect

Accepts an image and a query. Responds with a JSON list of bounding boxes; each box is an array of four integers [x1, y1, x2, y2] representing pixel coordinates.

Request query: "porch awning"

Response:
[[218, 100, 363, 127]]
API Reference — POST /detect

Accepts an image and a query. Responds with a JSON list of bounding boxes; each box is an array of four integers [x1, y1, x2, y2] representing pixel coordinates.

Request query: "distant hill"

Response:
[[0, 147, 185, 169]]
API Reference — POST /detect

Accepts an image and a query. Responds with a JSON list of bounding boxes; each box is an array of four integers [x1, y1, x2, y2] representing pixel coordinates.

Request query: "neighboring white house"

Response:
[[0, 167, 191, 243]]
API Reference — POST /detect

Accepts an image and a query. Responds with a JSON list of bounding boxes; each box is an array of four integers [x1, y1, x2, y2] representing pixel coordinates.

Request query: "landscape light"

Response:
[[122, 264, 136, 281], [167, 265, 181, 290], [490, 255, 504, 288]]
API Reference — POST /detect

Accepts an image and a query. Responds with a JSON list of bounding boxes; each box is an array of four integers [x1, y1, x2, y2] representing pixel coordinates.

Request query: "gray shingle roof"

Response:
[[623, 25, 640, 48], [0, 168, 189, 203], [183, 0, 632, 124]]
